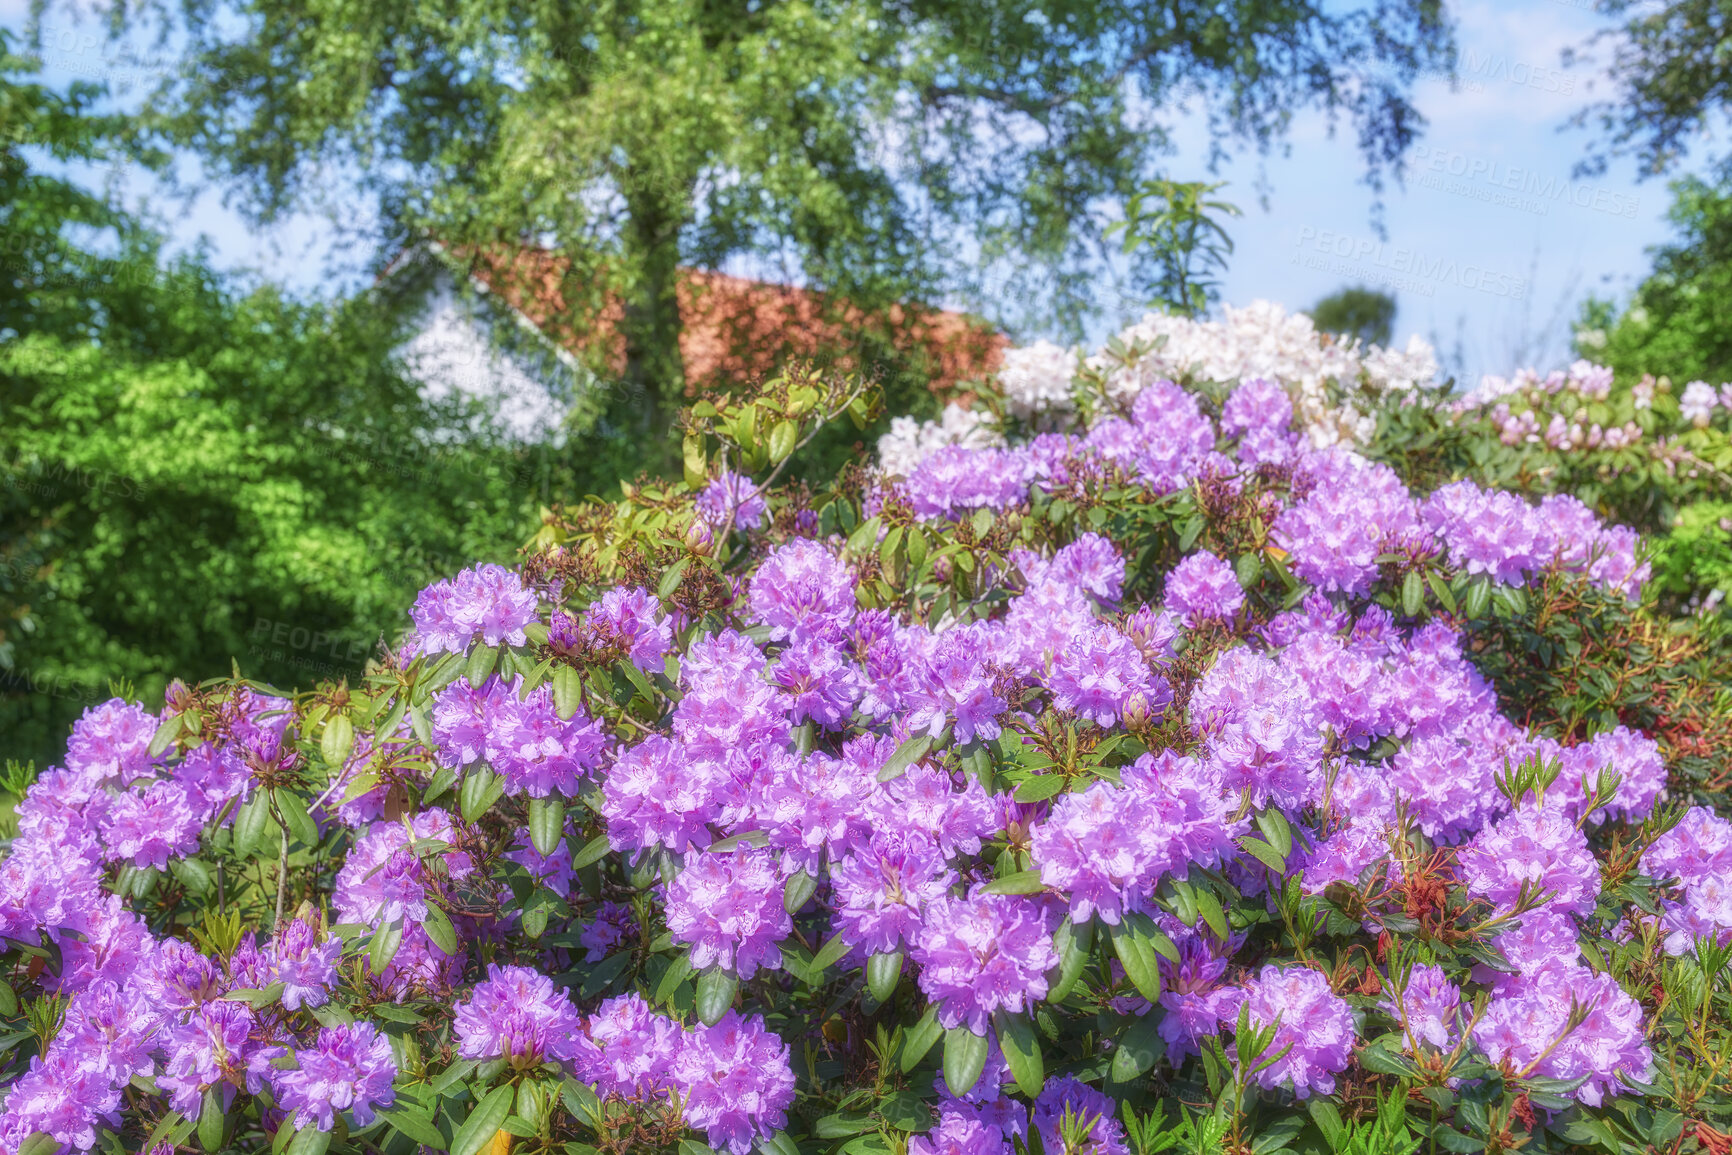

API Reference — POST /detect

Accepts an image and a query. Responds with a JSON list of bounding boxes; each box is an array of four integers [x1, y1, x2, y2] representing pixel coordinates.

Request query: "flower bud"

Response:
[[685, 517, 715, 556]]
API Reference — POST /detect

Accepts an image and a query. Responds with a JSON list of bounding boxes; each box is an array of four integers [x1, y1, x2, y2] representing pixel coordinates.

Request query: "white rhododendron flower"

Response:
[[877, 402, 1004, 475]]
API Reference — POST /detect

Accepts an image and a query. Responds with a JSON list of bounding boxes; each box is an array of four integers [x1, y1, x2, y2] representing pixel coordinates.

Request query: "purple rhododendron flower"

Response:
[[1641, 806, 1732, 954], [1459, 804, 1600, 917], [584, 586, 674, 672], [1473, 968, 1653, 1105], [831, 833, 957, 954], [1045, 623, 1168, 727], [913, 891, 1059, 1035], [673, 1011, 798, 1155], [275, 1022, 397, 1131], [98, 780, 203, 870], [63, 699, 160, 788], [749, 539, 857, 642], [574, 993, 685, 1098], [1381, 964, 1465, 1052], [453, 964, 586, 1064], [772, 635, 865, 729], [412, 563, 539, 653], [664, 849, 790, 978], [1032, 1076, 1129, 1155], [908, 1104, 1011, 1155], [1228, 966, 1356, 1098], [1165, 550, 1246, 625], [698, 470, 768, 530]]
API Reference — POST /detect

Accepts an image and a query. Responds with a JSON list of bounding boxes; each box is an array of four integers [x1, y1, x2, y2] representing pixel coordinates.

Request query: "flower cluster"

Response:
[[3, 336, 1718, 1155], [569, 995, 794, 1153]]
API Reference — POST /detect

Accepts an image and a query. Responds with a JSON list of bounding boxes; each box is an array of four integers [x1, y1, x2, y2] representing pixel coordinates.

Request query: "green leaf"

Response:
[[683, 432, 708, 489], [1012, 774, 1067, 803], [572, 833, 612, 869], [846, 515, 883, 557], [197, 1087, 226, 1151], [943, 1026, 990, 1097], [694, 968, 738, 1026], [233, 791, 273, 859], [1235, 551, 1262, 590], [528, 795, 566, 857], [992, 1009, 1044, 1097], [451, 1085, 516, 1155], [430, 1058, 480, 1097], [1425, 570, 1457, 613], [815, 1113, 876, 1139], [1193, 887, 1229, 941], [560, 1078, 604, 1130], [423, 765, 459, 807], [876, 734, 932, 782], [1107, 914, 1163, 1001], [1254, 809, 1292, 858], [1108, 1013, 1166, 1083], [866, 950, 904, 1002], [1178, 515, 1205, 552], [552, 665, 585, 720], [320, 713, 355, 767], [982, 870, 1045, 895], [658, 557, 692, 600], [170, 856, 215, 896], [809, 933, 852, 977], [1307, 1099, 1345, 1149], [1461, 576, 1492, 619], [459, 766, 505, 823], [1047, 918, 1093, 1003], [784, 868, 819, 913], [1238, 836, 1286, 873], [900, 1006, 943, 1072], [655, 952, 695, 1006], [1400, 569, 1424, 617], [367, 918, 405, 974], [768, 419, 798, 462], [275, 788, 320, 848], [423, 904, 459, 956], [877, 1091, 933, 1132], [148, 712, 184, 758], [465, 643, 498, 689], [286, 1125, 333, 1155]]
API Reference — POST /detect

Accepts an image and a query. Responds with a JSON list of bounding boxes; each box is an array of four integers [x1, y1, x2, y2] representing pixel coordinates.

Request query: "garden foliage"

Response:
[[1, 338, 1729, 1155]]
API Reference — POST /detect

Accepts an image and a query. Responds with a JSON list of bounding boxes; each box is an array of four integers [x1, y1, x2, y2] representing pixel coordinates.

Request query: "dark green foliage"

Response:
[[1309, 286, 1397, 349], [0, 44, 546, 767]]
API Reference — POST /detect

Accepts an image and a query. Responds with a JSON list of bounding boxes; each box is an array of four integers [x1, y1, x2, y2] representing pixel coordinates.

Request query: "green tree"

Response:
[[1567, 0, 1732, 177], [1108, 178, 1242, 318], [1574, 171, 1732, 385], [1309, 285, 1396, 347], [115, 0, 1453, 445], [1, 39, 543, 766]]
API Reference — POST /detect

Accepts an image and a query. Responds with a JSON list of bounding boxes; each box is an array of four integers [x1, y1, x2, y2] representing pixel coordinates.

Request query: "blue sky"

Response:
[[5, 0, 1697, 389]]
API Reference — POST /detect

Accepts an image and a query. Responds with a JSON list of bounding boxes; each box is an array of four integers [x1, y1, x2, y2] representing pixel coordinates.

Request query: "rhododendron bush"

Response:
[[3, 360, 1731, 1155]]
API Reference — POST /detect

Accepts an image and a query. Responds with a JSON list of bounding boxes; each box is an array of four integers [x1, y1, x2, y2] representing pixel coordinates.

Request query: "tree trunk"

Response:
[[619, 172, 689, 444]]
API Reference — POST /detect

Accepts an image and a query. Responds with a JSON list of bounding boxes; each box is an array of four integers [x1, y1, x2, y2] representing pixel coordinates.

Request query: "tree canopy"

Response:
[[118, 0, 1455, 436], [1, 35, 544, 767], [1309, 285, 1396, 348], [1568, 0, 1732, 178]]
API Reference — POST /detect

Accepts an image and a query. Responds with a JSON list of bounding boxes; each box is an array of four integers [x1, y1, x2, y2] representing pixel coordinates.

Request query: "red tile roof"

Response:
[[453, 245, 1006, 396]]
